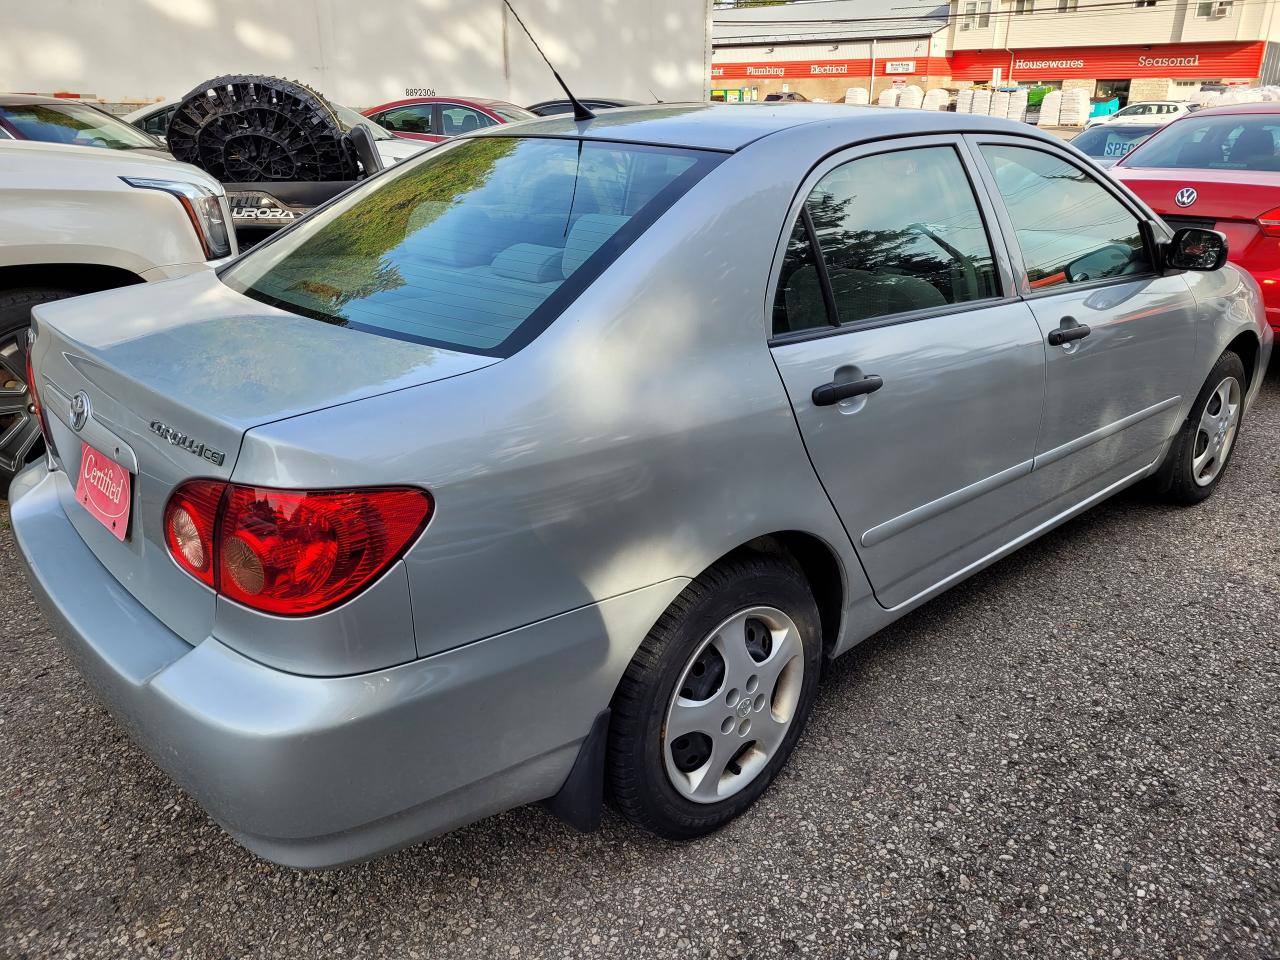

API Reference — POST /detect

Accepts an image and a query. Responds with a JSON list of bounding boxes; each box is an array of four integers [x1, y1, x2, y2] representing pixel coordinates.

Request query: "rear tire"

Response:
[[0, 288, 74, 498], [607, 553, 823, 839], [1158, 350, 1247, 505]]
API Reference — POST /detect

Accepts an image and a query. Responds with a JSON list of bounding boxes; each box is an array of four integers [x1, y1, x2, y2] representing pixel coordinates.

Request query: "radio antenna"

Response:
[[502, 0, 596, 121]]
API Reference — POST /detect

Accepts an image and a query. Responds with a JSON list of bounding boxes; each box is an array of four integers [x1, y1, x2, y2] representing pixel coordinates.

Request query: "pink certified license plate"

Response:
[[75, 440, 132, 541]]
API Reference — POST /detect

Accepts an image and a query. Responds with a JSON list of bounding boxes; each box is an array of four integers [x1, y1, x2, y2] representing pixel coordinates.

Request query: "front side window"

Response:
[[773, 145, 1000, 334], [440, 105, 497, 136], [1123, 114, 1280, 171], [0, 102, 159, 150], [221, 137, 720, 356], [140, 105, 176, 138], [376, 105, 433, 135], [980, 144, 1149, 289]]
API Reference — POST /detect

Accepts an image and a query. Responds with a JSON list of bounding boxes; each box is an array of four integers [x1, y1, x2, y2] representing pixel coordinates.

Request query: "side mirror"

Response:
[[1164, 227, 1229, 273]]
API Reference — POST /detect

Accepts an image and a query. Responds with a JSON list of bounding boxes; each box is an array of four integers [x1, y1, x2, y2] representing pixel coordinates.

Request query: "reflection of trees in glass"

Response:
[[264, 137, 520, 317]]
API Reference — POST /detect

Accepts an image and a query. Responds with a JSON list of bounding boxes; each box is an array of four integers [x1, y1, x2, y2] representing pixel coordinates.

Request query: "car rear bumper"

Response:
[[9, 465, 685, 868]]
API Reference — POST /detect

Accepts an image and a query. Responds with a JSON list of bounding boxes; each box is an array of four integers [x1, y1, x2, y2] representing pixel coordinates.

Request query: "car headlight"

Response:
[[121, 177, 233, 260]]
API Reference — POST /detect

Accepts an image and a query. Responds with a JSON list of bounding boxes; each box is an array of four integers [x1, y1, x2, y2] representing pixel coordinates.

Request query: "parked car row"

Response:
[[4, 91, 1271, 870]]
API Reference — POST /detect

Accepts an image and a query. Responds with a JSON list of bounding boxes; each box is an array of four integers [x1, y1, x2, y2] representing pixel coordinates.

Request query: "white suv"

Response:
[[0, 139, 235, 493]]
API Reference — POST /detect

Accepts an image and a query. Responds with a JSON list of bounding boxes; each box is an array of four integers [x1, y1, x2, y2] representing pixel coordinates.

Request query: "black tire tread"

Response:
[[1161, 350, 1246, 505]]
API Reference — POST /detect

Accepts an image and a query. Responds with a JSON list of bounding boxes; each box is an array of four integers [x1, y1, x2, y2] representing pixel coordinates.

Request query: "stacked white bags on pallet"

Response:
[[898, 85, 925, 109], [922, 88, 949, 111], [1038, 90, 1062, 126], [971, 89, 992, 116], [878, 87, 901, 107], [1006, 88, 1029, 122], [844, 87, 870, 105], [956, 88, 975, 114], [1058, 88, 1090, 126], [990, 90, 1011, 119]]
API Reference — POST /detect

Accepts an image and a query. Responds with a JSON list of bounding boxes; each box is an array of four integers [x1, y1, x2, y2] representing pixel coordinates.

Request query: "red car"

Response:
[[361, 96, 536, 143], [1114, 102, 1280, 333]]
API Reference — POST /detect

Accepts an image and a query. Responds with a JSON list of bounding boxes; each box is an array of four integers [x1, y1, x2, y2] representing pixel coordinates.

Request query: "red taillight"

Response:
[[163, 480, 225, 587], [1259, 204, 1280, 238], [163, 481, 431, 616], [24, 336, 51, 446]]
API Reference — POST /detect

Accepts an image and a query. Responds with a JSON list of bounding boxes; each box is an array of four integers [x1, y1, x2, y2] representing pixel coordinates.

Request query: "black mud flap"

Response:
[[542, 709, 610, 832]]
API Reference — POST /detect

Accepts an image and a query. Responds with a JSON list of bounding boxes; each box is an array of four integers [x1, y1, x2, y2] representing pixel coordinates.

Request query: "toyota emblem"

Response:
[[70, 391, 91, 431], [1175, 187, 1197, 208]]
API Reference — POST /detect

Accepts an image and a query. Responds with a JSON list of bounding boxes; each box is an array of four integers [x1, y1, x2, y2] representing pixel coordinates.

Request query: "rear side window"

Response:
[[980, 144, 1149, 288], [221, 137, 720, 356], [440, 105, 496, 136], [773, 145, 1000, 334]]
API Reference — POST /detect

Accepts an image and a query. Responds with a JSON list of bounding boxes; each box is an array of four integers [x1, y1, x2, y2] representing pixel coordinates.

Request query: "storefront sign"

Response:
[[712, 56, 949, 80], [951, 41, 1262, 80]]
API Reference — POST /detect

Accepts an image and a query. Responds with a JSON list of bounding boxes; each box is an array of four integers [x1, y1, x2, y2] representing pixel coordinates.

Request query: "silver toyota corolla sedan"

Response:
[[10, 104, 1272, 868]]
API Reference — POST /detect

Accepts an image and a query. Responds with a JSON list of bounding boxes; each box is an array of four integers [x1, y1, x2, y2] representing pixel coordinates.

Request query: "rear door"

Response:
[[769, 137, 1048, 610], [970, 137, 1199, 491]]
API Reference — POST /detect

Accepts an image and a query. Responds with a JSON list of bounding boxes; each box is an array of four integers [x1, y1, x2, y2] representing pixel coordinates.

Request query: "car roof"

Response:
[[527, 97, 643, 108], [0, 94, 93, 107], [1185, 100, 1280, 117], [470, 102, 1055, 152]]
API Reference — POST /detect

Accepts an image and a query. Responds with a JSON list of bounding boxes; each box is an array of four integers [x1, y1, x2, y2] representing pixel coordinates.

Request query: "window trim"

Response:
[[765, 134, 1018, 346], [963, 133, 1167, 300]]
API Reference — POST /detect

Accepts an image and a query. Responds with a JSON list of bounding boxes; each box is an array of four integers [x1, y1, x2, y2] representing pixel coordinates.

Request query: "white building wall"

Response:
[[0, 0, 712, 108]]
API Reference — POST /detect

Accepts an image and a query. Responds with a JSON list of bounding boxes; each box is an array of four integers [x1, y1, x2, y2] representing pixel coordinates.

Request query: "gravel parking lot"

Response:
[[2, 364, 1277, 960]]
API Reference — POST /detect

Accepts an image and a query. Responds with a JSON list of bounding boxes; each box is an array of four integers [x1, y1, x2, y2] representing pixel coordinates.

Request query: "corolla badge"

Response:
[[1175, 187, 1198, 208], [69, 391, 91, 431], [149, 420, 226, 466]]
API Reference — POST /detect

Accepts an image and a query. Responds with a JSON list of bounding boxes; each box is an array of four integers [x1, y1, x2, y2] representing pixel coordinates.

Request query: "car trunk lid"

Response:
[[1115, 166, 1280, 223], [29, 269, 496, 646]]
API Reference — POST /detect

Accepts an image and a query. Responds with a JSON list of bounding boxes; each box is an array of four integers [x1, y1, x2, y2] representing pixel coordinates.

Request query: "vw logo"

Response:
[[69, 391, 91, 431], [1175, 187, 1198, 208]]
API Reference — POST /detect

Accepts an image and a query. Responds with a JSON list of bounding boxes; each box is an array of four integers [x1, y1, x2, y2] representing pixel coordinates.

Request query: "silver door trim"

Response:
[[1033, 395, 1181, 470], [861, 458, 1033, 548], [885, 457, 1159, 613]]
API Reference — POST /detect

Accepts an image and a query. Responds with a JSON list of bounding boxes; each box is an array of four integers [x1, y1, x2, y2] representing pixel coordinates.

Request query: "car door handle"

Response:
[[1047, 317, 1091, 346], [812, 375, 883, 406]]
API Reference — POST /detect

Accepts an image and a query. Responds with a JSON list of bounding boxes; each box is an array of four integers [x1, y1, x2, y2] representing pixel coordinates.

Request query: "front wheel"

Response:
[[1, 288, 75, 498], [1159, 350, 1247, 505], [606, 554, 823, 839]]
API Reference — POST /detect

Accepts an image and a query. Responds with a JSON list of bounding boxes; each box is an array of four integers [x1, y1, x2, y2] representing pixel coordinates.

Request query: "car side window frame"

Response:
[[765, 134, 1021, 347], [964, 134, 1170, 300]]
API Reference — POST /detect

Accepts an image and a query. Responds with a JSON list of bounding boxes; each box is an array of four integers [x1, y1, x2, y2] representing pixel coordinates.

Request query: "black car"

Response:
[[1069, 123, 1158, 168], [526, 97, 643, 116]]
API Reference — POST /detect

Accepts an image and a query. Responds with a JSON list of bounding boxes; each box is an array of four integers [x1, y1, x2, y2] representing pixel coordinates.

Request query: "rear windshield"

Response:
[[1071, 125, 1153, 160], [221, 136, 719, 356], [1123, 113, 1280, 171]]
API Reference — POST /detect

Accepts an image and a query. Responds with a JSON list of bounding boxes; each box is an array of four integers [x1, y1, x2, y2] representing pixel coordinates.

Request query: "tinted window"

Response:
[[798, 146, 1000, 325], [221, 137, 719, 356], [139, 105, 176, 138], [533, 102, 575, 116], [440, 105, 496, 136], [773, 217, 830, 335], [1071, 124, 1153, 160], [0, 102, 158, 150], [1123, 113, 1280, 171], [981, 144, 1149, 289], [491, 105, 538, 123], [377, 105, 433, 135]]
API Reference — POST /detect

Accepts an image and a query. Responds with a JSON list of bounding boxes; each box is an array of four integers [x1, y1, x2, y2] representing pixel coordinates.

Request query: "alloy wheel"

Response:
[[1192, 375, 1241, 487], [662, 605, 805, 804], [0, 328, 41, 477]]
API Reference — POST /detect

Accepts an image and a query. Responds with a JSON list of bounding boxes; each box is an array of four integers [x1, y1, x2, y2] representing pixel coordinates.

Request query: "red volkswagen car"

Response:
[[1114, 102, 1280, 332], [361, 96, 536, 143]]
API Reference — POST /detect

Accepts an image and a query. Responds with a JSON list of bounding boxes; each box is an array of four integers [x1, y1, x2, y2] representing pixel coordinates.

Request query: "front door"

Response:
[[769, 139, 1048, 609], [970, 139, 1200, 494]]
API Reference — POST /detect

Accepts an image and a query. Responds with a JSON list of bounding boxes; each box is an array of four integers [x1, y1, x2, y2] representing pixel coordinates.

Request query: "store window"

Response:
[[979, 144, 1149, 289], [772, 145, 1000, 334], [1196, 0, 1232, 15]]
